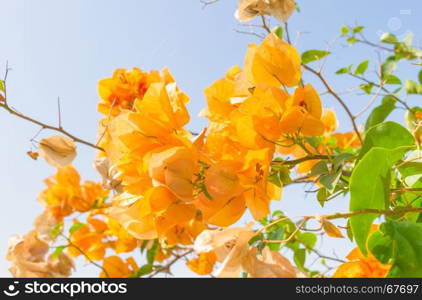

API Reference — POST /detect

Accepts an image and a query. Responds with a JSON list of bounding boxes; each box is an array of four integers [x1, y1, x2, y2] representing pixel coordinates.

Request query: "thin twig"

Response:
[[148, 249, 193, 278]]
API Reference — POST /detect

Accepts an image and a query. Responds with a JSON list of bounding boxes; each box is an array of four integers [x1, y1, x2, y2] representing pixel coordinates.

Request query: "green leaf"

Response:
[[381, 56, 398, 80], [399, 150, 422, 186], [69, 222, 86, 235], [405, 80, 422, 95], [354, 60, 369, 75], [419, 70, 422, 85], [0, 80, 4, 93], [271, 26, 283, 39], [360, 83, 374, 94], [380, 33, 398, 44], [347, 37, 357, 45], [51, 245, 66, 259], [368, 221, 422, 277], [350, 147, 411, 255], [353, 26, 364, 34], [50, 223, 63, 239], [132, 264, 154, 277], [384, 74, 402, 85], [317, 188, 328, 207], [341, 26, 349, 36], [293, 248, 306, 269], [298, 232, 317, 250], [301, 50, 331, 65], [359, 121, 415, 159], [336, 64, 353, 75], [267, 227, 284, 251], [147, 240, 159, 265], [319, 170, 342, 193], [310, 161, 329, 176], [364, 96, 396, 131]]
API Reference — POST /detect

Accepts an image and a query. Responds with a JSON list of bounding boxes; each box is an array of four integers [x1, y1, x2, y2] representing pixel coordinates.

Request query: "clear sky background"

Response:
[[0, 0, 420, 277]]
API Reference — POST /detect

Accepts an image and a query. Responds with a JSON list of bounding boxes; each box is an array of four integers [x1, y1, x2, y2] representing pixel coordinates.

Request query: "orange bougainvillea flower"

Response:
[[333, 225, 390, 278], [187, 251, 217, 275], [244, 33, 301, 88], [280, 84, 324, 137], [321, 108, 339, 134], [67, 217, 108, 261], [129, 82, 190, 137], [38, 166, 109, 219], [148, 146, 196, 202], [100, 256, 138, 278], [238, 148, 281, 220], [332, 247, 391, 278], [98, 67, 175, 116]]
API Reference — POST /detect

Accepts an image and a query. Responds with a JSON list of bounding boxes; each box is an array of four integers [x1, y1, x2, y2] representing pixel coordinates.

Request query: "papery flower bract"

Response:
[[244, 33, 301, 88], [98, 67, 175, 116], [38, 166, 109, 219], [6, 231, 74, 278], [67, 217, 108, 261], [100, 256, 138, 278], [235, 0, 296, 23], [38, 135, 77, 168], [187, 251, 217, 275], [332, 247, 390, 278]]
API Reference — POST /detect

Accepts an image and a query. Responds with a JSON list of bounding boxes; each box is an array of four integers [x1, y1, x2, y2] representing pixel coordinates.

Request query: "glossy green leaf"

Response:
[[369, 221, 422, 277], [353, 26, 364, 34], [302, 50, 331, 65], [405, 80, 422, 95], [360, 83, 373, 94], [381, 56, 398, 80], [350, 147, 410, 255], [359, 121, 414, 159], [341, 26, 349, 36], [354, 60, 369, 75], [365, 96, 396, 131], [384, 74, 402, 85], [69, 222, 86, 234], [271, 26, 283, 39], [380, 33, 398, 44]]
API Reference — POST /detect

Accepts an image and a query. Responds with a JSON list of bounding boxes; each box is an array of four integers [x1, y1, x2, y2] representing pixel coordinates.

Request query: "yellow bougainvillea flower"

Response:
[[235, 0, 296, 23], [100, 256, 138, 278], [129, 82, 190, 137], [244, 33, 301, 88], [98, 67, 175, 116], [187, 251, 217, 275]]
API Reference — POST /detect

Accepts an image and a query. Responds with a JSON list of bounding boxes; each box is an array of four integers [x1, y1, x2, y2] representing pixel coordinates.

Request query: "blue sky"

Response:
[[0, 0, 420, 277]]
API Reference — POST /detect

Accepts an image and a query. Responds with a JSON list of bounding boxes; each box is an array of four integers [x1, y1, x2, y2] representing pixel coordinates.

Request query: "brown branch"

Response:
[[148, 249, 194, 278], [272, 155, 332, 166], [60, 234, 109, 278], [303, 65, 363, 144], [349, 73, 412, 111], [0, 102, 104, 151]]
